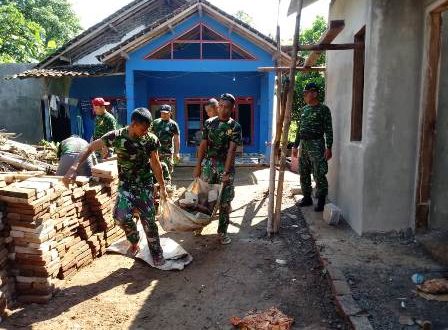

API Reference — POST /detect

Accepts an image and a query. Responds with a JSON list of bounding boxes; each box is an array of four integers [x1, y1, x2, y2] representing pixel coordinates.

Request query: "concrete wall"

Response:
[[326, 0, 370, 234], [430, 10, 448, 230], [0, 64, 44, 144], [326, 0, 424, 234]]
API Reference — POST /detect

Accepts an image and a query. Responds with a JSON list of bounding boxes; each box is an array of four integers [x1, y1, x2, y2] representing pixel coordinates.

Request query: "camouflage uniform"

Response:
[[102, 127, 163, 259], [201, 117, 242, 234], [294, 104, 333, 198], [150, 118, 180, 184], [94, 111, 117, 161]]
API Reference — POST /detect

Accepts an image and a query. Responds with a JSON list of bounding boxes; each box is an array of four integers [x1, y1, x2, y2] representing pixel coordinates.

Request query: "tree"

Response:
[[289, 16, 327, 141], [0, 0, 81, 63], [235, 10, 253, 26], [0, 3, 44, 63]]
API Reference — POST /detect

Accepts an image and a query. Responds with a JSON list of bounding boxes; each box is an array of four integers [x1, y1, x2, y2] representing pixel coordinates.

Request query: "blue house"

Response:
[[17, 0, 290, 160]]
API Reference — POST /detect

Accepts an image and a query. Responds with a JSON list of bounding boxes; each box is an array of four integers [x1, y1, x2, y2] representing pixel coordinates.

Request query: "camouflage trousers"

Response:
[[201, 158, 235, 234], [160, 154, 174, 184], [113, 182, 163, 258], [299, 139, 328, 198]]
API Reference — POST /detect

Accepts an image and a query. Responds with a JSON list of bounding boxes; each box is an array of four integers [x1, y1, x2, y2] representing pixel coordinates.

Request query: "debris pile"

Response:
[[230, 307, 294, 330], [0, 161, 124, 308], [0, 132, 58, 174]]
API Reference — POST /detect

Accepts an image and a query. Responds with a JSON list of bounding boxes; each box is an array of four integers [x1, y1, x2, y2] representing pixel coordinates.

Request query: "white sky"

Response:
[[70, 0, 330, 43]]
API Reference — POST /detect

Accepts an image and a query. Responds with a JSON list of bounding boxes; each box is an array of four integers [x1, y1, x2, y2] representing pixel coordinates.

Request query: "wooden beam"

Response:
[[416, 12, 442, 230], [59, 56, 71, 63], [304, 20, 345, 67], [198, 3, 203, 17], [258, 66, 326, 72], [120, 51, 130, 60], [108, 23, 118, 33], [299, 43, 359, 51], [168, 24, 175, 34]]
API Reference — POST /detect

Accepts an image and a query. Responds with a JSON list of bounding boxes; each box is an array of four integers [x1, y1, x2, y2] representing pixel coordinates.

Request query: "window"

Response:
[[149, 98, 176, 120], [146, 24, 255, 60], [351, 26, 366, 141]]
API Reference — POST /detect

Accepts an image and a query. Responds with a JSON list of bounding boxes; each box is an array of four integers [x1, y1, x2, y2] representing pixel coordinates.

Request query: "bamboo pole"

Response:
[[267, 10, 283, 235], [273, 0, 303, 233]]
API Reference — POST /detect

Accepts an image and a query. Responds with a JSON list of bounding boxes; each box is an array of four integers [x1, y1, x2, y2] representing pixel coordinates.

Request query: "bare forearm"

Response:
[[174, 135, 180, 154], [150, 154, 165, 187], [196, 141, 207, 165]]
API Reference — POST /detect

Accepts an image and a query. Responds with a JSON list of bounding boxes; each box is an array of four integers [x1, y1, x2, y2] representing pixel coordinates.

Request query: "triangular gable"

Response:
[[145, 23, 255, 60], [98, 0, 291, 65]]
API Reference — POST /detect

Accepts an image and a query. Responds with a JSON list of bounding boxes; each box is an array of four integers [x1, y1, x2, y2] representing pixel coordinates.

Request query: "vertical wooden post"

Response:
[[273, 0, 303, 233], [267, 3, 284, 235], [416, 11, 442, 230]]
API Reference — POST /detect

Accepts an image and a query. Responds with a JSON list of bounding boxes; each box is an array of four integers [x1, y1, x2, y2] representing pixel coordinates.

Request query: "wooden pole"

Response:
[[273, 0, 303, 233], [267, 5, 283, 235]]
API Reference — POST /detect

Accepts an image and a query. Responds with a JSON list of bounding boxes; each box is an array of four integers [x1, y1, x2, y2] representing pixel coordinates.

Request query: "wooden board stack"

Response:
[[0, 161, 124, 304]]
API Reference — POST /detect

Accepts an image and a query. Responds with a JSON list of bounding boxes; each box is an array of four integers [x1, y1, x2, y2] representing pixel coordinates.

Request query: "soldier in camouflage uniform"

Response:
[[63, 108, 167, 266], [150, 104, 180, 186], [193, 93, 242, 245], [292, 82, 333, 212], [92, 97, 117, 161]]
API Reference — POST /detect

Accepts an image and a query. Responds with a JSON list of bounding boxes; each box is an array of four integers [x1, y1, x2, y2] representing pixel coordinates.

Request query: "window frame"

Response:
[[145, 23, 256, 61]]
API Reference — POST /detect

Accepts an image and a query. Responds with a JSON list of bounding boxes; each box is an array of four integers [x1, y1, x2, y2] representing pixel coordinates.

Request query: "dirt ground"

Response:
[[1, 167, 348, 330], [301, 207, 448, 330]]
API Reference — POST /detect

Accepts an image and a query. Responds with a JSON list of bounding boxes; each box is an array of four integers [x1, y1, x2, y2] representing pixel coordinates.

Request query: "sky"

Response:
[[69, 0, 330, 43]]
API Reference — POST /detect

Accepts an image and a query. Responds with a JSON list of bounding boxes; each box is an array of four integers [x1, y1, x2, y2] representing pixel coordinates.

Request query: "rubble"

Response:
[[230, 307, 294, 330]]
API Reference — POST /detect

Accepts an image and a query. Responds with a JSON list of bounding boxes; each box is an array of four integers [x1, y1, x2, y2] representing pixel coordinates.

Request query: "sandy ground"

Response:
[[1, 167, 348, 330]]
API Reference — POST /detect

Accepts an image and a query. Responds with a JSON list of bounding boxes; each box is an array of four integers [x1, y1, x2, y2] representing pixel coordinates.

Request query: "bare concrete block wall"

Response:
[[327, 0, 424, 234], [0, 64, 44, 144], [326, 0, 370, 235]]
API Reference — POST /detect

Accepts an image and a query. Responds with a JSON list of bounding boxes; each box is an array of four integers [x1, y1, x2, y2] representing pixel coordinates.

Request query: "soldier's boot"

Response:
[[298, 195, 313, 207], [314, 196, 326, 212]]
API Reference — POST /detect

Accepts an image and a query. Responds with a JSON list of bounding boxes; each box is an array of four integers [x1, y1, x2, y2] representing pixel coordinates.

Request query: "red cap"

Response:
[[92, 97, 110, 106]]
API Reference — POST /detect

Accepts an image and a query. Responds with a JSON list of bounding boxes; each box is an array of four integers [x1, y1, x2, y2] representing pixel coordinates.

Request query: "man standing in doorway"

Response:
[[292, 82, 333, 212], [193, 93, 242, 245], [151, 104, 180, 187], [63, 108, 167, 266], [92, 97, 117, 160]]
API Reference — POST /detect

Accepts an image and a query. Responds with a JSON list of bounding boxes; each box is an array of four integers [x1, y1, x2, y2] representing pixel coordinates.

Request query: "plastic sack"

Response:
[[158, 178, 222, 232]]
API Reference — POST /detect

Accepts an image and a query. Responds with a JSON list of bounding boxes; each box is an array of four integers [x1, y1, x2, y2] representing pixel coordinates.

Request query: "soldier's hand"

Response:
[[292, 148, 299, 158], [63, 166, 77, 186], [174, 153, 180, 162], [222, 173, 230, 185], [324, 148, 333, 161], [159, 185, 168, 201], [193, 165, 201, 178]]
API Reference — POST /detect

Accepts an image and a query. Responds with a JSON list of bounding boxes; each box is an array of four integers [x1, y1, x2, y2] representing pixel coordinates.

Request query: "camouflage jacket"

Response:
[[294, 104, 333, 149], [94, 111, 117, 140], [202, 117, 242, 160], [102, 127, 160, 185], [57, 136, 89, 158], [150, 118, 180, 155]]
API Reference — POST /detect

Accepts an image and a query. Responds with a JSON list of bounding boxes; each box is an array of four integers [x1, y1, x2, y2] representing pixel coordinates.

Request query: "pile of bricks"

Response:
[[0, 161, 125, 306]]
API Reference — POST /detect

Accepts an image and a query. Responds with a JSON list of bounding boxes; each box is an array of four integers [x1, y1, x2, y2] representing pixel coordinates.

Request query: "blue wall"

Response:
[[70, 75, 125, 141]]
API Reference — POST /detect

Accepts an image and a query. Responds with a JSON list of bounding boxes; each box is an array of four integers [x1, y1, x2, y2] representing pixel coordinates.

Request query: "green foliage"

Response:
[[0, 0, 81, 63], [289, 16, 327, 141], [234, 10, 253, 25], [0, 3, 44, 63]]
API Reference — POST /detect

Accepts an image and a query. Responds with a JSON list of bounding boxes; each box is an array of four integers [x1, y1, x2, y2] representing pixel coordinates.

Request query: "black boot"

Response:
[[298, 196, 313, 207], [314, 196, 326, 212]]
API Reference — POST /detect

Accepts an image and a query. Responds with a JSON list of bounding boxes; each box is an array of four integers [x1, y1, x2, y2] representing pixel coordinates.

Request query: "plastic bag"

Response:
[[158, 178, 222, 232]]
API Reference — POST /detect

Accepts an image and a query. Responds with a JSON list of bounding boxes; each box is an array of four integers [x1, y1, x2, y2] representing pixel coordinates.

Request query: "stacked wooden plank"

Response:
[[0, 161, 124, 304]]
